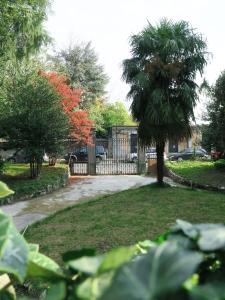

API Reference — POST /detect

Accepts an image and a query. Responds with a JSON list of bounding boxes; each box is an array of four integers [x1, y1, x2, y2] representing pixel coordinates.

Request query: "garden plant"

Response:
[[1, 183, 225, 299]]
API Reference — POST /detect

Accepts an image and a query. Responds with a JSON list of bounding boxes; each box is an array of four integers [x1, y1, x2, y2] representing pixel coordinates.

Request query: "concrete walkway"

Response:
[[2, 175, 157, 230]]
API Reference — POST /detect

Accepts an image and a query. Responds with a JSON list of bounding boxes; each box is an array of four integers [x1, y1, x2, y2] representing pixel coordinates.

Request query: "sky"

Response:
[[45, 0, 225, 121]]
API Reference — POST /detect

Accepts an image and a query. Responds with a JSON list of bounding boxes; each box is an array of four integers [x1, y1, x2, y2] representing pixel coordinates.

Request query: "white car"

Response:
[[127, 148, 167, 162]]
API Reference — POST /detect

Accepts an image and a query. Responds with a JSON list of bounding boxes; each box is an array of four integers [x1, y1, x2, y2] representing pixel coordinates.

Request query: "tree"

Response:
[[0, 0, 50, 60], [123, 19, 208, 184], [202, 71, 225, 154], [50, 42, 108, 109], [89, 100, 135, 137], [43, 72, 93, 145], [0, 63, 69, 178]]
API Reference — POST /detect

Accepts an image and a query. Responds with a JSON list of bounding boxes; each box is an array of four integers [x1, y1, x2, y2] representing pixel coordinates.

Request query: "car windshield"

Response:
[[146, 148, 156, 153], [96, 146, 104, 154], [179, 148, 193, 154]]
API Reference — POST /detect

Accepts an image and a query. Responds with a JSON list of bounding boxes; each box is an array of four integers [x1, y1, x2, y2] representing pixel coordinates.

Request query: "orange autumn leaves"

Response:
[[43, 72, 93, 144]]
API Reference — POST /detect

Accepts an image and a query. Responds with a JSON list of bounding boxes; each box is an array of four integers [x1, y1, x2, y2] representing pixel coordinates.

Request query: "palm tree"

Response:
[[123, 19, 208, 185]]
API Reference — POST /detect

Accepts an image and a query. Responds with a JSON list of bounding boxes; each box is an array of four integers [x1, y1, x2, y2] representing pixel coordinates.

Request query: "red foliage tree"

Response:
[[43, 72, 93, 144]]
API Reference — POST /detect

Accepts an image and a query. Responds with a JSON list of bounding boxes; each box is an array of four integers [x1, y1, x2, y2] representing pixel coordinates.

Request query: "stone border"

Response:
[[166, 167, 225, 193], [1, 169, 69, 206]]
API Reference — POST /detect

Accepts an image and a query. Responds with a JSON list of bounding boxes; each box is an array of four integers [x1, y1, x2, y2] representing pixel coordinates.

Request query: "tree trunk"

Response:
[[156, 141, 165, 185], [30, 157, 42, 179], [49, 155, 57, 166]]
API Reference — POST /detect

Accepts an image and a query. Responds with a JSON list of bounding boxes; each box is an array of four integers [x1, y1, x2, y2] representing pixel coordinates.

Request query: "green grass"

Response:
[[166, 160, 225, 187], [0, 163, 68, 200], [25, 184, 225, 263]]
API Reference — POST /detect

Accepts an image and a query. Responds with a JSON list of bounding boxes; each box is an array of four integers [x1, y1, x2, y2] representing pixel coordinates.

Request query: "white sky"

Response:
[[45, 0, 225, 121]]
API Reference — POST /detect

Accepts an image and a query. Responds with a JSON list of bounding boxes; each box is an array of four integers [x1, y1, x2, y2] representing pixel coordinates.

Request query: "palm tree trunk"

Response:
[[156, 141, 165, 185]]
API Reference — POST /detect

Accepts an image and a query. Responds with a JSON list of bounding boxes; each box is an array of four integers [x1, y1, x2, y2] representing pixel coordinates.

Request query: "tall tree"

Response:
[[50, 42, 108, 109], [202, 71, 225, 154], [0, 63, 69, 178], [123, 19, 208, 184], [0, 0, 50, 60], [89, 100, 135, 137], [43, 72, 93, 145]]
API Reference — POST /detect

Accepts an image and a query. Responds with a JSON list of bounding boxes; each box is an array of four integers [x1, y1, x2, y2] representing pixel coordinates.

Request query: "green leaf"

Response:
[[175, 219, 199, 239], [0, 211, 11, 251], [101, 242, 203, 300], [0, 182, 14, 198], [136, 240, 156, 253], [197, 226, 225, 251], [68, 256, 104, 275], [98, 246, 136, 274], [189, 283, 225, 300], [77, 271, 115, 300], [0, 290, 15, 300], [69, 246, 136, 276], [0, 274, 16, 300], [28, 243, 39, 253], [45, 281, 66, 300], [27, 251, 64, 281], [0, 212, 29, 282]]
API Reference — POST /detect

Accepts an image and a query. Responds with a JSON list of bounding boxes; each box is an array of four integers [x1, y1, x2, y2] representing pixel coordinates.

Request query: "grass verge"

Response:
[[166, 160, 225, 187], [0, 163, 68, 202], [25, 184, 225, 263]]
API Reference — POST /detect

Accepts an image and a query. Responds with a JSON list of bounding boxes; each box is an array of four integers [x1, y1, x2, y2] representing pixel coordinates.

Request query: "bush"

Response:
[[2, 181, 225, 300], [214, 159, 225, 170], [0, 159, 5, 175], [1, 187, 225, 300]]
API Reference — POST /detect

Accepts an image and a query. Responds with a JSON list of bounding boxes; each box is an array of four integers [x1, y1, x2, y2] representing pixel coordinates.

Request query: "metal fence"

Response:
[[70, 126, 147, 176]]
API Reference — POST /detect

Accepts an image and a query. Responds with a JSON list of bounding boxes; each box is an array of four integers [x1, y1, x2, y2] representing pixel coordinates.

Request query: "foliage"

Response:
[[0, 62, 69, 178], [43, 72, 93, 144], [123, 19, 208, 184], [214, 159, 225, 170], [25, 184, 225, 263], [89, 100, 135, 137], [0, 163, 68, 203], [0, 159, 6, 176], [202, 71, 225, 153], [49, 42, 108, 109], [0, 0, 50, 60], [0, 189, 225, 300], [166, 160, 225, 187]]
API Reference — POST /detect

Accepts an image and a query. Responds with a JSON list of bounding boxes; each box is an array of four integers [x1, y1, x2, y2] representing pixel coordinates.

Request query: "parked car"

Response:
[[65, 146, 106, 163], [127, 148, 167, 162], [169, 148, 208, 161], [0, 148, 17, 161], [0, 148, 49, 163]]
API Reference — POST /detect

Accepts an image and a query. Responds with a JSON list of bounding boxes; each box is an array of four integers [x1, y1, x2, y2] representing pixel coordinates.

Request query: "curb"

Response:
[[166, 168, 225, 193], [1, 170, 69, 206]]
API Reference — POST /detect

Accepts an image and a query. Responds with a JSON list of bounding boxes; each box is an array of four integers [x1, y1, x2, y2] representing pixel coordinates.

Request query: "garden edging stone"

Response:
[[1, 170, 69, 206], [166, 167, 225, 193]]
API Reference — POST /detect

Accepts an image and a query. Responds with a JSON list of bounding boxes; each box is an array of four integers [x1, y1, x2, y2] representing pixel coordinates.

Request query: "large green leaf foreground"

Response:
[[1, 212, 225, 299]]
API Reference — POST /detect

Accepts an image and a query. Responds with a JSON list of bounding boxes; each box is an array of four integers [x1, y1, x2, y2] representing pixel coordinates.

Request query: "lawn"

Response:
[[166, 160, 225, 187], [25, 184, 225, 263], [0, 163, 68, 201]]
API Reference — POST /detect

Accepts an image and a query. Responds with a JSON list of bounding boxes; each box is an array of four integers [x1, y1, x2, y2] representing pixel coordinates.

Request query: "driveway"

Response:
[[2, 175, 156, 230]]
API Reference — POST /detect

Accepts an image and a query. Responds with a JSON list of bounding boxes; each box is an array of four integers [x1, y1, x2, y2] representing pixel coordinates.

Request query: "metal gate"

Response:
[[96, 137, 138, 175], [70, 126, 146, 176]]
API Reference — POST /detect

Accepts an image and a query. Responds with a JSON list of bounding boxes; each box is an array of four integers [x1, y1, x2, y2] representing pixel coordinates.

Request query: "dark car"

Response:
[[65, 146, 106, 163], [169, 148, 208, 161]]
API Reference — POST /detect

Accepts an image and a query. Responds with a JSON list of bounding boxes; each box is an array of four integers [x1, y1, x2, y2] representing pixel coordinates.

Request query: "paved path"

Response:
[[2, 175, 157, 231]]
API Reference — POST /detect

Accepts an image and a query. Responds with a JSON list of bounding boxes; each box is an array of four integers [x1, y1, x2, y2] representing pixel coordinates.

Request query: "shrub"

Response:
[[0, 159, 5, 175], [214, 159, 225, 170], [2, 181, 225, 299]]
